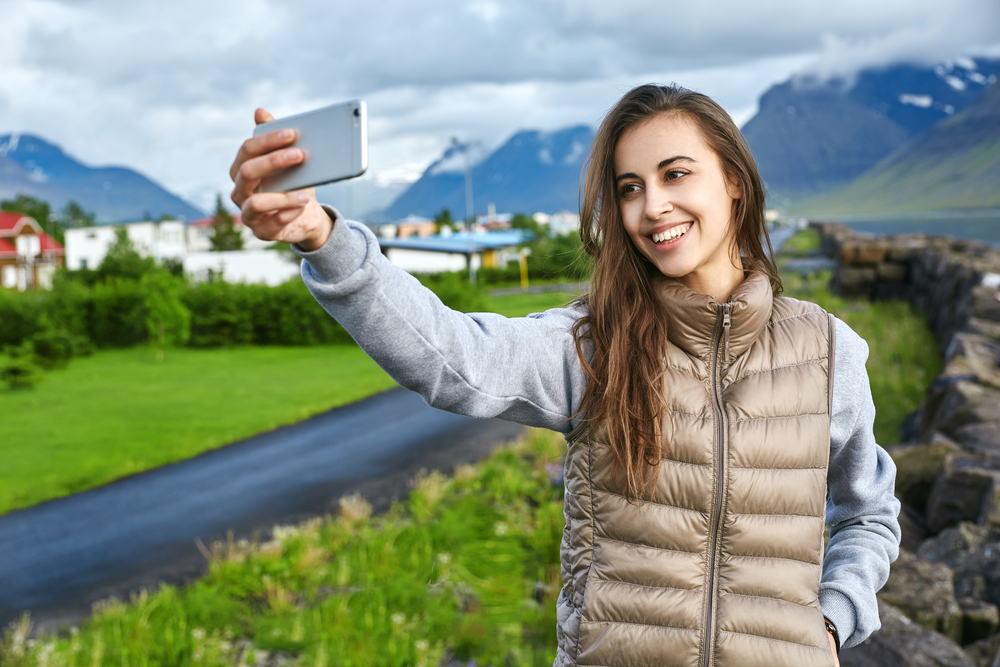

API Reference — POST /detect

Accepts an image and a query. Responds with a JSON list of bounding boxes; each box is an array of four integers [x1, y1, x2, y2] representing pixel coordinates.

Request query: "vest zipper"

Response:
[[703, 301, 731, 667]]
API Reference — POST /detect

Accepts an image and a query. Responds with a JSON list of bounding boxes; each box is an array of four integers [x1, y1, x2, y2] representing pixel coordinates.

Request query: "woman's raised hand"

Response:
[[229, 108, 333, 251]]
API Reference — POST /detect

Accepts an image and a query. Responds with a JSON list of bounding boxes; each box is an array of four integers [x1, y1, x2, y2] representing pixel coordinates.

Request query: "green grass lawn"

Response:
[[0, 346, 399, 516], [0, 289, 584, 517], [482, 288, 581, 317]]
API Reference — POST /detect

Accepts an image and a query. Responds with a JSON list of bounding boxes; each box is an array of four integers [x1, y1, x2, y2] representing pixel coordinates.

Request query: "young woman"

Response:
[[230, 84, 900, 667]]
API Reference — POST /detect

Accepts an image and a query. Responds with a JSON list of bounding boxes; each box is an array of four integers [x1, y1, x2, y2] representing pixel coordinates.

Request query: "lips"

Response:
[[649, 222, 692, 245]]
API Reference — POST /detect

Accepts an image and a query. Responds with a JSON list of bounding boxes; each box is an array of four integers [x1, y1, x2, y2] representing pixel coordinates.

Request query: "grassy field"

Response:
[[0, 289, 581, 517], [1, 429, 567, 667]]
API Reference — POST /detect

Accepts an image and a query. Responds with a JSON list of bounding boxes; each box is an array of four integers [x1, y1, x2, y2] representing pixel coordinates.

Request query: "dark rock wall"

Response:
[[812, 222, 1000, 665]]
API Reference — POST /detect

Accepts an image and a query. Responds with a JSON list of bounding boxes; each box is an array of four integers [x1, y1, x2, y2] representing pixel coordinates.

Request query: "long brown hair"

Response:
[[573, 84, 781, 500]]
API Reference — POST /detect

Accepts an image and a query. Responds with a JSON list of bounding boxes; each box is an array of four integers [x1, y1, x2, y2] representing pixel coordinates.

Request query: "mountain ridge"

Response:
[[0, 133, 203, 223], [377, 125, 594, 221], [792, 81, 1000, 214]]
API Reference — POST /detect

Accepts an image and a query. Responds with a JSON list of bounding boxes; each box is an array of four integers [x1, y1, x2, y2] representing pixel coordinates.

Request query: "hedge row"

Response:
[[0, 275, 353, 350]]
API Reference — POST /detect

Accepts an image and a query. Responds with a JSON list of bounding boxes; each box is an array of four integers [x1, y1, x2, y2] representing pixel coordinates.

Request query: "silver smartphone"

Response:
[[253, 100, 367, 192]]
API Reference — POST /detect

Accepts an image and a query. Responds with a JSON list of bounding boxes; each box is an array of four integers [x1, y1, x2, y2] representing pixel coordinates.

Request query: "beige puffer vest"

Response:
[[555, 272, 836, 667]]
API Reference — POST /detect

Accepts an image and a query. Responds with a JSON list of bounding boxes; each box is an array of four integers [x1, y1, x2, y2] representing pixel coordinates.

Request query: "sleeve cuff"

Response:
[[819, 587, 859, 649], [292, 205, 371, 284]]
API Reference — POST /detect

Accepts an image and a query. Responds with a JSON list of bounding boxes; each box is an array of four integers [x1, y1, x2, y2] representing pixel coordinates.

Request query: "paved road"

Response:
[[0, 388, 524, 629]]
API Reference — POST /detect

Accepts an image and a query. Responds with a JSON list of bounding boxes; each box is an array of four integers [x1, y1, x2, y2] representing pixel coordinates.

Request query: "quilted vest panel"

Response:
[[555, 272, 836, 667]]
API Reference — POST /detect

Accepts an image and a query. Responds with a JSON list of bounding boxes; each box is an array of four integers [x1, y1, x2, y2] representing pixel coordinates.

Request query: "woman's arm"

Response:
[[229, 109, 589, 432], [293, 208, 589, 433], [820, 318, 902, 649]]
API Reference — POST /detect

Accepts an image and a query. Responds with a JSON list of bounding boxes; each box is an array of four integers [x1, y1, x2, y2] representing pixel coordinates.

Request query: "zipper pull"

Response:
[[722, 304, 731, 363]]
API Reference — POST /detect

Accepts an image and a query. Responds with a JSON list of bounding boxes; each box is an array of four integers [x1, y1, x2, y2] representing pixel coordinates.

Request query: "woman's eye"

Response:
[[619, 183, 640, 196], [665, 169, 687, 181]]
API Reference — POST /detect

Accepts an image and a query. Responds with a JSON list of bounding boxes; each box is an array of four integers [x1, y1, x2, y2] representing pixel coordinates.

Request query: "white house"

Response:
[[64, 216, 298, 286], [65, 220, 186, 270], [186, 215, 272, 253]]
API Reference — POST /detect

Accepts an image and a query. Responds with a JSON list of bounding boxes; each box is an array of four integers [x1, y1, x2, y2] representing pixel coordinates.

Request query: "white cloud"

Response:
[[0, 0, 996, 213]]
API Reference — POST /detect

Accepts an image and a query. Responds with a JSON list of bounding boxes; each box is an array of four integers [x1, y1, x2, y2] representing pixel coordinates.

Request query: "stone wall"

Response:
[[812, 222, 1000, 666]]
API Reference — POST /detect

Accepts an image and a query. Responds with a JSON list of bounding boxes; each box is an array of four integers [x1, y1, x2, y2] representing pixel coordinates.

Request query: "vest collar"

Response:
[[654, 270, 773, 360]]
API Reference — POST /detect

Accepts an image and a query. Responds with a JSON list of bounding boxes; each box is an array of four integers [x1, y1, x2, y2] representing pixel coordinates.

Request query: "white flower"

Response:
[[495, 522, 508, 536], [391, 613, 405, 626]]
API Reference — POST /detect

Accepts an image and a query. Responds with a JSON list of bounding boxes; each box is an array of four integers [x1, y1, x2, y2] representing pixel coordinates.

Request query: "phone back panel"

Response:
[[253, 100, 367, 193]]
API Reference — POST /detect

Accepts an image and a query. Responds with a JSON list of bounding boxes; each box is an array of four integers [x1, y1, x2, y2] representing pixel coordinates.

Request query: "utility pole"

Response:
[[451, 137, 476, 285]]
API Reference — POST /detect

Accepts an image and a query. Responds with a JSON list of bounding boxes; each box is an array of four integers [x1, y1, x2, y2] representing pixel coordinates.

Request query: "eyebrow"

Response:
[[615, 155, 695, 183]]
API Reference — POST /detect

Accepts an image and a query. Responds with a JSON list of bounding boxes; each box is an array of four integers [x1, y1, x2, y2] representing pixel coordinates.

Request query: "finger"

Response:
[[244, 191, 312, 215], [255, 108, 275, 125], [232, 148, 305, 203], [229, 128, 298, 182]]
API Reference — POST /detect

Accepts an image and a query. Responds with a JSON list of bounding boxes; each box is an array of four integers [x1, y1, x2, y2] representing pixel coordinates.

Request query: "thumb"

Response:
[[254, 108, 275, 125]]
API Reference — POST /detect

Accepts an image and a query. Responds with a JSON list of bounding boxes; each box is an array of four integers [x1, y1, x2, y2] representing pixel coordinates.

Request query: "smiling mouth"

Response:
[[649, 223, 692, 245]]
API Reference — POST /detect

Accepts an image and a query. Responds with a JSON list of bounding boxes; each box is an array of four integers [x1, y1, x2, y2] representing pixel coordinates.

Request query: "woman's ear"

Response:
[[726, 174, 743, 200]]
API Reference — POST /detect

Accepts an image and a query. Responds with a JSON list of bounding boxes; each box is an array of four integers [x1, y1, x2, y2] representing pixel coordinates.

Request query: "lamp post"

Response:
[[451, 137, 476, 285]]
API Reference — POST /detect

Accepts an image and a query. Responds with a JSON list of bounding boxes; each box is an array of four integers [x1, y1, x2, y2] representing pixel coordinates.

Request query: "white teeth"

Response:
[[651, 225, 689, 244]]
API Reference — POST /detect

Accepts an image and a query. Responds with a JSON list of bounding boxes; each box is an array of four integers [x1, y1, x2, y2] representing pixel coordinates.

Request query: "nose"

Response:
[[644, 182, 673, 220]]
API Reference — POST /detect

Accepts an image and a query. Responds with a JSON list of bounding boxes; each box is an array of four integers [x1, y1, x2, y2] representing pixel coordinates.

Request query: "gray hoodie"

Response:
[[294, 210, 901, 650]]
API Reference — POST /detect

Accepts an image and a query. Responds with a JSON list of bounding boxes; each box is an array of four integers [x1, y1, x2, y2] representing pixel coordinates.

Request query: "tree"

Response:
[[209, 194, 243, 252], [510, 212, 548, 240], [97, 227, 157, 281], [434, 208, 455, 233], [60, 200, 96, 229], [141, 272, 190, 361]]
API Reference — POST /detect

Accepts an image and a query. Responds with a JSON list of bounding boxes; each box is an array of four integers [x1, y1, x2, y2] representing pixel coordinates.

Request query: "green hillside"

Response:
[[792, 82, 1000, 214]]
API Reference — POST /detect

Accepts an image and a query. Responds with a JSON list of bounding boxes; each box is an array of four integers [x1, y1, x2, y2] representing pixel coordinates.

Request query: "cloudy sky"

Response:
[[2, 0, 999, 216]]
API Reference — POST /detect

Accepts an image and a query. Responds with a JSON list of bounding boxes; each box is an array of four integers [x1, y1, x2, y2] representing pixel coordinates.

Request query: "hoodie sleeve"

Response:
[[292, 207, 590, 433], [819, 317, 902, 649]]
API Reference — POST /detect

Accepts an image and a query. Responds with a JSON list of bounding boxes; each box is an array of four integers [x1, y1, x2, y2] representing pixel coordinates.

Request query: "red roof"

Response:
[[189, 214, 244, 228], [39, 232, 64, 254], [0, 237, 17, 257], [0, 211, 26, 233]]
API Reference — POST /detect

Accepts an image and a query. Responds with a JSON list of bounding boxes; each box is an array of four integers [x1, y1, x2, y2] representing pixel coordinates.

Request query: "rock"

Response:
[[879, 262, 911, 283], [918, 522, 1000, 608], [944, 334, 1000, 393], [962, 632, 1000, 667], [926, 455, 1000, 534], [842, 241, 890, 264], [971, 286, 1000, 323], [839, 600, 975, 667], [954, 423, 1000, 458], [879, 549, 964, 643], [836, 265, 877, 297], [966, 318, 1000, 344], [891, 440, 962, 512], [921, 381, 1000, 445], [959, 598, 1000, 645], [899, 498, 929, 552]]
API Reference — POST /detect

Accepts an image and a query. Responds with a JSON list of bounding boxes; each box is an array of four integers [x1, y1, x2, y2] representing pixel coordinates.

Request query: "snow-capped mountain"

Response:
[[378, 125, 594, 221], [741, 57, 1000, 205]]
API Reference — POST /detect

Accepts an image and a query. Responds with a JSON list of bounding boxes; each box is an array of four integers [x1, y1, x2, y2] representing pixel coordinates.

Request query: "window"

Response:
[[80, 258, 88, 269], [2, 265, 16, 288]]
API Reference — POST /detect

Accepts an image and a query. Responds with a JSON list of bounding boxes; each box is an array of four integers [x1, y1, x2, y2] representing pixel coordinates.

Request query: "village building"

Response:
[[65, 220, 187, 270], [0, 211, 65, 291]]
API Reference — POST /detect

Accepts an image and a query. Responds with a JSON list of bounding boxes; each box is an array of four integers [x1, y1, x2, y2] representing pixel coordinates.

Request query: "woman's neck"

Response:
[[676, 261, 746, 304]]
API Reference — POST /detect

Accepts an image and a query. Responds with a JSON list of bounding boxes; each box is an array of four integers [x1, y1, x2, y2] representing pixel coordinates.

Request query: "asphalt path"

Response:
[[0, 387, 524, 630]]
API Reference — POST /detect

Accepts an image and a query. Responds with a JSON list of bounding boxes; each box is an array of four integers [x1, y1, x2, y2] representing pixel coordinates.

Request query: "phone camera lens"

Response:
[[353, 108, 360, 117]]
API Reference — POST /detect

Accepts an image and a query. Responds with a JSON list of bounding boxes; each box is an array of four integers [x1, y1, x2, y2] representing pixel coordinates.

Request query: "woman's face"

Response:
[[614, 112, 743, 298]]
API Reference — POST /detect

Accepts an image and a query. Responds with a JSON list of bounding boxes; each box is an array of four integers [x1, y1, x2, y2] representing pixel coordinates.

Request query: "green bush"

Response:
[[415, 271, 487, 312], [28, 329, 91, 370]]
